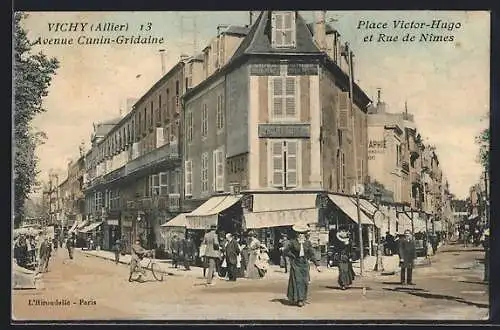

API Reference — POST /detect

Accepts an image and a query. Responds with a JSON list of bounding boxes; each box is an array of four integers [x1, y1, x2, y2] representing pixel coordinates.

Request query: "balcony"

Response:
[[125, 143, 180, 175], [401, 160, 410, 173]]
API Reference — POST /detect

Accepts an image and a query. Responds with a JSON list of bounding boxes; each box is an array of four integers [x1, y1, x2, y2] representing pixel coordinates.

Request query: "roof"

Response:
[[231, 11, 322, 60], [187, 53, 204, 63], [223, 25, 250, 37], [183, 11, 371, 110], [306, 22, 337, 35]]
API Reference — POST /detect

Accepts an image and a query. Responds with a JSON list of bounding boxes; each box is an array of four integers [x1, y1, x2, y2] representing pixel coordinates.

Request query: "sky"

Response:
[[19, 11, 490, 199]]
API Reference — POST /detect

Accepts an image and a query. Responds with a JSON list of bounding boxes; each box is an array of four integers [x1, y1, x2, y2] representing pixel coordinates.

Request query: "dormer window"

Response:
[[271, 11, 296, 48]]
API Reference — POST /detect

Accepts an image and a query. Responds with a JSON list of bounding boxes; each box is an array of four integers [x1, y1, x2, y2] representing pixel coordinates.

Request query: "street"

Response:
[[12, 243, 488, 321]]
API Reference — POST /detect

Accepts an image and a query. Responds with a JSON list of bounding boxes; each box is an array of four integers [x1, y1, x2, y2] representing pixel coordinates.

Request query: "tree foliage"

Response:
[[475, 127, 489, 171], [14, 12, 59, 228]]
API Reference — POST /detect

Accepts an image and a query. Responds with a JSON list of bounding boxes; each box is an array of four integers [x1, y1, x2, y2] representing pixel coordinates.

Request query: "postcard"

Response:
[[12, 10, 490, 322]]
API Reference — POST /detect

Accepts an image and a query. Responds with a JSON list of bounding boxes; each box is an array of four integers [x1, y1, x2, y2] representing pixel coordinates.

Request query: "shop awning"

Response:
[[77, 220, 89, 229], [244, 208, 318, 229], [161, 213, 188, 227], [468, 213, 479, 221], [328, 194, 374, 226], [349, 197, 378, 217], [252, 193, 318, 212], [68, 221, 78, 233], [79, 221, 103, 233], [186, 195, 242, 229]]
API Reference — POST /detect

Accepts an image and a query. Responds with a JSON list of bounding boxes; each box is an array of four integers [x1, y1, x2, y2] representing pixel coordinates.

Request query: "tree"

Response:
[[13, 12, 59, 228], [475, 127, 489, 171]]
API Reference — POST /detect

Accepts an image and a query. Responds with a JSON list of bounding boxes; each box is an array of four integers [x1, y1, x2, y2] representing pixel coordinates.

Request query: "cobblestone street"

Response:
[[12, 243, 489, 321]]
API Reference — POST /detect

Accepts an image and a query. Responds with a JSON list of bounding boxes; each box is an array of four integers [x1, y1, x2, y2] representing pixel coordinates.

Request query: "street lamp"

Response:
[[372, 191, 384, 272]]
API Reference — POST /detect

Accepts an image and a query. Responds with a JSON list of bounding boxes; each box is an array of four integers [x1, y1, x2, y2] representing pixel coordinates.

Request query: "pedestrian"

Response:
[[398, 229, 417, 285], [129, 238, 152, 282], [240, 236, 249, 278], [201, 224, 220, 286], [37, 236, 49, 273], [52, 237, 58, 252], [384, 231, 395, 255], [255, 245, 270, 278], [170, 235, 181, 269], [286, 224, 321, 307], [336, 229, 355, 290], [224, 233, 240, 281], [113, 239, 122, 264], [245, 231, 262, 279], [279, 233, 290, 273], [66, 232, 76, 260], [481, 228, 489, 282], [235, 236, 244, 278], [43, 239, 52, 272], [463, 225, 470, 248], [199, 237, 208, 278], [181, 234, 196, 271], [217, 232, 227, 278]]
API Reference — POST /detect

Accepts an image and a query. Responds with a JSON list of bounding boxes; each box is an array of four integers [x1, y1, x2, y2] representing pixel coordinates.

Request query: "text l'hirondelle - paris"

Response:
[[358, 19, 462, 31]]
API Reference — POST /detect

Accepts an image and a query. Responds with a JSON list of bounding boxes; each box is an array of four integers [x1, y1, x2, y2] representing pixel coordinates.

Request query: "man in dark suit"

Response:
[[399, 229, 417, 285], [224, 233, 240, 281], [181, 234, 197, 271], [170, 235, 181, 268], [202, 224, 220, 286]]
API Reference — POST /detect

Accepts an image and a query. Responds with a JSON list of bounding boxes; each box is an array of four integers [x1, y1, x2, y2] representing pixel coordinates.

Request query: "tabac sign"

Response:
[[258, 124, 311, 139]]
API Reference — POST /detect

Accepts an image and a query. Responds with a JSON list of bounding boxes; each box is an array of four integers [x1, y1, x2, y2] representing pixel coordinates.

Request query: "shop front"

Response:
[[242, 192, 321, 265], [325, 194, 377, 259], [102, 216, 120, 251], [160, 213, 187, 258], [78, 221, 104, 249]]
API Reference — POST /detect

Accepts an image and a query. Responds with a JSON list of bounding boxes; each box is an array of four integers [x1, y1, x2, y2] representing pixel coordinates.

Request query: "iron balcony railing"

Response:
[[125, 143, 180, 175]]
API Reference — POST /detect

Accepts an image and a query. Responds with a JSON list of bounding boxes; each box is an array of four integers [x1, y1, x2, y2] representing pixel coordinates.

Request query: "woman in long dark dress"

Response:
[[286, 224, 321, 307], [336, 230, 355, 290]]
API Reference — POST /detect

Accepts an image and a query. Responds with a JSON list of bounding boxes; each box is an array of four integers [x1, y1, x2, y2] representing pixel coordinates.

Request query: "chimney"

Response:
[[314, 11, 327, 52], [159, 49, 166, 74]]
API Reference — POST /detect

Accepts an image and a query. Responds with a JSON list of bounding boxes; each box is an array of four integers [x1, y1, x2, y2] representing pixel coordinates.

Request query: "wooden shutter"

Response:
[[271, 12, 277, 47], [159, 172, 169, 196], [338, 91, 349, 130], [185, 160, 192, 196], [286, 141, 298, 187], [271, 141, 284, 187], [213, 148, 224, 192], [285, 77, 296, 117], [272, 77, 283, 118], [283, 12, 293, 46]]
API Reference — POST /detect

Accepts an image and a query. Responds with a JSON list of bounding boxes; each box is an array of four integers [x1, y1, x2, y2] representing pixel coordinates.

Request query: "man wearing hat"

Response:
[[286, 223, 321, 307], [398, 229, 417, 285], [201, 224, 220, 285], [113, 239, 122, 265], [279, 233, 290, 273]]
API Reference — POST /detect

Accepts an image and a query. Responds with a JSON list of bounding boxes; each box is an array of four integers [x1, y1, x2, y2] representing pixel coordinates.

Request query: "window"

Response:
[[150, 174, 160, 197], [201, 152, 209, 193], [337, 149, 346, 191], [186, 111, 193, 142], [157, 95, 162, 123], [201, 104, 208, 137], [175, 80, 180, 106], [166, 88, 170, 118], [213, 147, 224, 192], [216, 94, 224, 131], [185, 160, 193, 197], [143, 108, 147, 131], [270, 140, 300, 188], [396, 144, 401, 166], [270, 67, 298, 121], [150, 101, 154, 126], [94, 191, 103, 212], [357, 158, 364, 183], [271, 11, 296, 48]]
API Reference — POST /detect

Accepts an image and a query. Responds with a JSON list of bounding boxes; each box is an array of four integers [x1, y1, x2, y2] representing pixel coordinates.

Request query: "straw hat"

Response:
[[336, 230, 350, 244], [292, 223, 309, 233]]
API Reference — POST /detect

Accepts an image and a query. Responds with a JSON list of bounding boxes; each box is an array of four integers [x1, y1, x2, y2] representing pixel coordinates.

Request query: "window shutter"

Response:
[[214, 148, 224, 192], [338, 91, 349, 130], [285, 77, 296, 117], [272, 77, 283, 118], [271, 141, 284, 187], [271, 13, 277, 47], [286, 141, 298, 187], [160, 172, 169, 196], [185, 160, 192, 196]]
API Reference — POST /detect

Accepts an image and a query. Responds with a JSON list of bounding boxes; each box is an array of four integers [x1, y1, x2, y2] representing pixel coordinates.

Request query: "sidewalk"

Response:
[[77, 249, 341, 280]]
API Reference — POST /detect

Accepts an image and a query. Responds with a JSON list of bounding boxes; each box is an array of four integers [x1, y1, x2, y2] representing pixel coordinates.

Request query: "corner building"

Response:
[[182, 11, 375, 260]]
